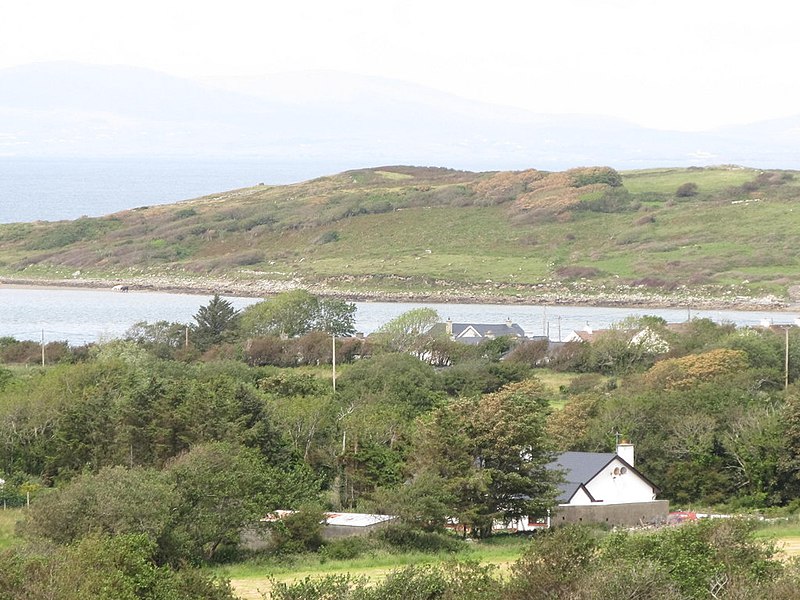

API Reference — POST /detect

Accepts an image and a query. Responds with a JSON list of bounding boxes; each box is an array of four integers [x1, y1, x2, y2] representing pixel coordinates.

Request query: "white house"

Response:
[[550, 443, 658, 506], [545, 442, 668, 527]]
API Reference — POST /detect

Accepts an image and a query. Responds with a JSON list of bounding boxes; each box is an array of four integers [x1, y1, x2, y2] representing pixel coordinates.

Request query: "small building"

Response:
[[322, 512, 397, 539], [546, 442, 668, 527], [253, 510, 398, 544]]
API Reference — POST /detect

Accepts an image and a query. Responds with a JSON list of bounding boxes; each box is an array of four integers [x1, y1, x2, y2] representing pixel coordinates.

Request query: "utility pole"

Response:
[[41, 329, 45, 367], [185, 326, 189, 349], [785, 326, 790, 390], [332, 334, 337, 394]]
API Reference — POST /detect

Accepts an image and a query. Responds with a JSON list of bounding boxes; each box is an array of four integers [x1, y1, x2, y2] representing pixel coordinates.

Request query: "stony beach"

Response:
[[0, 274, 793, 312]]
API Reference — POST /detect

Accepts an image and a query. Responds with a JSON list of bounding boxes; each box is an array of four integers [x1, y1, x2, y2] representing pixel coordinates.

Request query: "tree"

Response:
[[164, 442, 287, 563], [316, 298, 357, 336], [410, 379, 557, 536], [23, 466, 177, 546], [643, 348, 749, 390], [192, 294, 239, 350], [125, 320, 186, 358], [239, 290, 356, 338], [372, 308, 440, 356]]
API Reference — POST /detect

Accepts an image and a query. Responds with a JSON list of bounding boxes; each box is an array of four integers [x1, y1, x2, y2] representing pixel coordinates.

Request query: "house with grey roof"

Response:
[[546, 442, 668, 527], [432, 318, 526, 345]]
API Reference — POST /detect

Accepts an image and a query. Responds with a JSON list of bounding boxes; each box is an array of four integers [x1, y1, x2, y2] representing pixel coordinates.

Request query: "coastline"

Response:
[[1, 275, 796, 313]]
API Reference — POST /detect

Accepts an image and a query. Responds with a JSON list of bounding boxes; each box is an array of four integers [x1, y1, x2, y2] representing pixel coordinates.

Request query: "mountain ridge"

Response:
[[2, 62, 799, 169]]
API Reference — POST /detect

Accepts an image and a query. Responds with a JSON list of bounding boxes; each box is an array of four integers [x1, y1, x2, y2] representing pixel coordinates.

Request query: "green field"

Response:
[[214, 536, 528, 600], [0, 508, 23, 550]]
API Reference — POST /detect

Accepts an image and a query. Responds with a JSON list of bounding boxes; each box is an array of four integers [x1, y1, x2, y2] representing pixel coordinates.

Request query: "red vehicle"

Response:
[[668, 511, 698, 525]]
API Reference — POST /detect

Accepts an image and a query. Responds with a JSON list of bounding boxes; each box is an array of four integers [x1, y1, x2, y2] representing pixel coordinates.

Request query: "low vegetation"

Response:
[[2, 165, 800, 303]]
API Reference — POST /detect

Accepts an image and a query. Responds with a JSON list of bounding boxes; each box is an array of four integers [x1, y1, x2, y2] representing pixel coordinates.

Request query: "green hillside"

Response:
[[1, 164, 798, 305]]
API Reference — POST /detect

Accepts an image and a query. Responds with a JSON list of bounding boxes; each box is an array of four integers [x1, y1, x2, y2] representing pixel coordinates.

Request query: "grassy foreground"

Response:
[[0, 508, 23, 550], [218, 519, 800, 599], [213, 537, 527, 600]]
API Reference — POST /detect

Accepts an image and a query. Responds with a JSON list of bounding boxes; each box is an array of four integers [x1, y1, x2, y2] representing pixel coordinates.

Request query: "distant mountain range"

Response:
[[1, 62, 798, 170]]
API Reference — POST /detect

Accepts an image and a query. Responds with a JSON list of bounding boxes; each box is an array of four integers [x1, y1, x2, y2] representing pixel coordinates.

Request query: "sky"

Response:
[[2, 0, 799, 131]]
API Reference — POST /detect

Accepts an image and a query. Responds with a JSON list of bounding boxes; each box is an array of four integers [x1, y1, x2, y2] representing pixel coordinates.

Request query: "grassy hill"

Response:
[[1, 164, 799, 306]]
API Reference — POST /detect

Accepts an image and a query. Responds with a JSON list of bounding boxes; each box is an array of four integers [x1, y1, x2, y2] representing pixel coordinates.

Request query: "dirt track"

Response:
[[777, 536, 800, 559]]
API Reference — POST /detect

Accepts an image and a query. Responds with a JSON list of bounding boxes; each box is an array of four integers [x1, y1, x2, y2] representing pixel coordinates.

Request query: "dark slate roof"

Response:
[[547, 452, 617, 503], [547, 451, 660, 503], [451, 323, 526, 338]]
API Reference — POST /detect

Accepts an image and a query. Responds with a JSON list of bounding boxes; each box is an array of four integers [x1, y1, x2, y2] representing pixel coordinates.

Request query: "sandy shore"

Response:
[[0, 274, 796, 313]]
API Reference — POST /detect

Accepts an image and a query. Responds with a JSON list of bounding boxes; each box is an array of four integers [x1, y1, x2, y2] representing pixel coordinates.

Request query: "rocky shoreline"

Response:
[[0, 274, 796, 313]]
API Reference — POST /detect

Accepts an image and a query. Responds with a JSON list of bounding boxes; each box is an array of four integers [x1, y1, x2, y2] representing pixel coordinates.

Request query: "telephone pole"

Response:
[[332, 334, 337, 394], [41, 329, 45, 367], [785, 326, 790, 390]]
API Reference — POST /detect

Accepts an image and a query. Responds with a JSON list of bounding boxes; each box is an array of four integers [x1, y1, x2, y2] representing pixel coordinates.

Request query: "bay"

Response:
[[0, 286, 796, 346], [0, 157, 349, 224]]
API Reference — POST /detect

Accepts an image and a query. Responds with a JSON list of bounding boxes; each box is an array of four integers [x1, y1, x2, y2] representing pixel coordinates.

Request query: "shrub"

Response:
[[315, 230, 340, 245], [568, 167, 623, 188], [676, 182, 699, 197], [555, 266, 601, 280], [577, 188, 639, 213], [375, 523, 462, 553], [244, 336, 291, 367], [506, 339, 550, 367], [173, 208, 197, 219], [269, 505, 326, 554], [320, 535, 372, 561], [635, 214, 656, 225]]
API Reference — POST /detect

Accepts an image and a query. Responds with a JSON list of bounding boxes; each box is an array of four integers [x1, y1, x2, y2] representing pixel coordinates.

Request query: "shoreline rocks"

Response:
[[0, 275, 794, 312]]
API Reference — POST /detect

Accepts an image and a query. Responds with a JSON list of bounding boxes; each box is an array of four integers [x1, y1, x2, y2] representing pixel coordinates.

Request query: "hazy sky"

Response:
[[2, 0, 798, 131]]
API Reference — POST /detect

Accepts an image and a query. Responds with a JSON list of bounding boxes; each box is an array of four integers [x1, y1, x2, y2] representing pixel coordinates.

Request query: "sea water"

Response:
[[0, 157, 350, 223], [0, 286, 796, 346]]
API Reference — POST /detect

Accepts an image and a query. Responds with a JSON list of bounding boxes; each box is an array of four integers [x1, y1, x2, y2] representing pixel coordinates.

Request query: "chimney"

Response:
[[445, 318, 453, 336], [584, 321, 593, 335], [506, 318, 513, 328], [616, 440, 634, 467]]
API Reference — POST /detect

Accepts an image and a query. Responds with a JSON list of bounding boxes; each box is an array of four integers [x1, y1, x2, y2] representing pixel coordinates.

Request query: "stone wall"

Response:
[[552, 500, 669, 527]]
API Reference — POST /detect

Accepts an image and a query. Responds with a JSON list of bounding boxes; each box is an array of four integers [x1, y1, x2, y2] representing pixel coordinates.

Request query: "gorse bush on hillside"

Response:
[[568, 166, 623, 188]]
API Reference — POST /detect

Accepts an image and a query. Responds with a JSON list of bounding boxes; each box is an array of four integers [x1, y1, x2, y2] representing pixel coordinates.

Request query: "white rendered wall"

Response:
[[583, 457, 656, 504]]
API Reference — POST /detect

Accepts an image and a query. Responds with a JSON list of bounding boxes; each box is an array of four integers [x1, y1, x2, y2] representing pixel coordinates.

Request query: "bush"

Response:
[[506, 339, 550, 367], [320, 535, 373, 561], [272, 562, 500, 600], [676, 182, 699, 197], [568, 167, 623, 188], [577, 188, 639, 213], [0, 534, 237, 600], [555, 266, 601, 280], [315, 230, 340, 245], [269, 505, 326, 554], [374, 523, 462, 553]]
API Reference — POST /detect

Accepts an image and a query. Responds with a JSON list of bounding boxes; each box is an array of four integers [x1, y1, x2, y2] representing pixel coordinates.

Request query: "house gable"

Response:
[[455, 325, 483, 339], [439, 320, 527, 344], [584, 456, 658, 504], [548, 451, 660, 506]]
